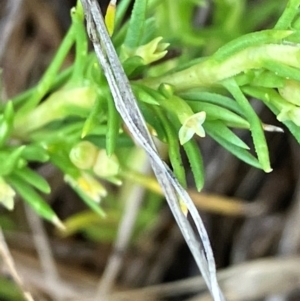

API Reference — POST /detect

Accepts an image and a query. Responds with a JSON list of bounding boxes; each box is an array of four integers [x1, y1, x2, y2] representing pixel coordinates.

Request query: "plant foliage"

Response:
[[0, 0, 300, 287]]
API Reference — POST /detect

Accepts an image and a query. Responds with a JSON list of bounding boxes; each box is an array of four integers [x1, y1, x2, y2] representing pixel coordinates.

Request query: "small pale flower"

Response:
[[0, 177, 15, 210], [122, 37, 169, 65], [156, 87, 206, 145], [179, 111, 206, 145], [65, 172, 107, 203], [135, 37, 169, 65]]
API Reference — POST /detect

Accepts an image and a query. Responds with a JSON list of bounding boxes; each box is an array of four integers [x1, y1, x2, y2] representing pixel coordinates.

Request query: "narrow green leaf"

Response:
[[183, 139, 205, 192], [82, 96, 103, 138], [165, 111, 205, 191], [3, 101, 14, 122], [213, 29, 292, 62], [154, 107, 186, 187], [204, 121, 250, 150], [206, 126, 262, 169], [250, 70, 286, 88], [132, 84, 160, 105], [179, 91, 243, 115], [71, 3, 89, 82], [223, 78, 271, 172], [115, 0, 132, 28], [123, 56, 145, 77], [124, 0, 148, 48], [7, 175, 63, 229], [21, 143, 49, 162], [274, 0, 300, 29], [106, 94, 121, 156], [14, 167, 51, 194], [86, 134, 134, 149], [0, 101, 14, 146], [263, 60, 300, 82], [187, 101, 250, 129], [0, 146, 25, 176], [49, 151, 81, 179]]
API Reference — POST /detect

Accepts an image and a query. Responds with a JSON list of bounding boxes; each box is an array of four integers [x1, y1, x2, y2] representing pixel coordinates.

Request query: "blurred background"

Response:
[[0, 0, 300, 300]]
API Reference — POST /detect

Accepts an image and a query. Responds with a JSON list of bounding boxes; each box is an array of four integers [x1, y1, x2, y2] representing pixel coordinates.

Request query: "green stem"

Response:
[[115, 0, 132, 29], [275, 0, 300, 29], [16, 23, 76, 115], [141, 43, 300, 91], [13, 85, 97, 138], [71, 5, 89, 82], [10, 67, 73, 108], [106, 94, 121, 156]]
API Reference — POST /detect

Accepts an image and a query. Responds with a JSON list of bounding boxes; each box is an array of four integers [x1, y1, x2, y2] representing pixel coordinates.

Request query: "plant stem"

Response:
[[275, 0, 300, 29], [140, 44, 300, 91], [16, 23, 77, 115]]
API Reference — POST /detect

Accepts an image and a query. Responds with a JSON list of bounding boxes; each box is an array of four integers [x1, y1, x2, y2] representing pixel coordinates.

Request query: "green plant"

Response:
[[1, 0, 300, 299]]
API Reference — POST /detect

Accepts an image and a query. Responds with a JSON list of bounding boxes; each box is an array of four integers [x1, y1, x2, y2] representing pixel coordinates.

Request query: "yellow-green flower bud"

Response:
[[69, 141, 98, 170], [70, 141, 120, 179], [104, 1, 116, 36], [93, 150, 119, 178]]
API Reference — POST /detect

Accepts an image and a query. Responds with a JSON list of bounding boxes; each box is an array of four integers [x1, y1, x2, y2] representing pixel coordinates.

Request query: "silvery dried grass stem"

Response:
[[0, 228, 35, 301], [79, 0, 224, 300]]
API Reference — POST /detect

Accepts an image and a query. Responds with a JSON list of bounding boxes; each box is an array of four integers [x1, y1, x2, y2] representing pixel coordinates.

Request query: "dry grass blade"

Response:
[[8, 248, 300, 301], [187, 256, 300, 301], [24, 205, 60, 287], [57, 256, 300, 301], [79, 0, 224, 300], [10, 249, 95, 300], [0, 228, 35, 301]]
